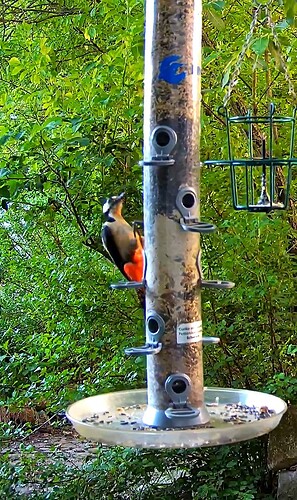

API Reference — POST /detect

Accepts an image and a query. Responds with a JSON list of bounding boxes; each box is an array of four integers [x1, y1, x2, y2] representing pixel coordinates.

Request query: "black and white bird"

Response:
[[101, 192, 144, 283]]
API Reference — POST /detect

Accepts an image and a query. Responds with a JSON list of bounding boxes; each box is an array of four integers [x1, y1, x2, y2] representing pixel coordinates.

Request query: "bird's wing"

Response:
[[101, 225, 130, 280]]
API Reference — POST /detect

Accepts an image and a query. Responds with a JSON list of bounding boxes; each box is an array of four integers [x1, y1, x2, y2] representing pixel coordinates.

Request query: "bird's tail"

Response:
[[134, 224, 146, 310]]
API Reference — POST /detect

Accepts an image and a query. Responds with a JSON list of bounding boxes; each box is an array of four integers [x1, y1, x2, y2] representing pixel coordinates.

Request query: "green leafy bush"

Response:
[[0, 440, 273, 499]]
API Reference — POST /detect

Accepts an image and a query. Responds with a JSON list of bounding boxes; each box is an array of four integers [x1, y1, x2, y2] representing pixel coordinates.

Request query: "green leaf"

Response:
[[7, 179, 21, 197], [68, 137, 90, 146], [0, 134, 11, 145], [0, 168, 10, 179], [221, 67, 231, 88], [15, 131, 26, 140], [0, 185, 10, 198], [211, 1, 225, 12], [276, 19, 289, 30], [203, 52, 219, 68], [88, 27, 97, 39], [205, 0, 225, 11], [83, 61, 97, 73], [8, 57, 21, 66], [284, 0, 297, 25], [11, 65, 23, 76], [43, 117, 63, 130], [205, 9, 225, 30], [84, 28, 91, 41], [251, 37, 269, 56], [287, 344, 297, 355]]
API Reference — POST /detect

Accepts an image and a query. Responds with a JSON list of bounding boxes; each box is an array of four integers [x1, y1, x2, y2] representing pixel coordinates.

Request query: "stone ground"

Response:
[[1, 426, 98, 496], [2, 427, 96, 467], [1, 425, 183, 498]]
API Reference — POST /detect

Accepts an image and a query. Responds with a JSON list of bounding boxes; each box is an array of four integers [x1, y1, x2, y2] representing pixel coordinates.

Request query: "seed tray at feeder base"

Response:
[[66, 388, 286, 449]]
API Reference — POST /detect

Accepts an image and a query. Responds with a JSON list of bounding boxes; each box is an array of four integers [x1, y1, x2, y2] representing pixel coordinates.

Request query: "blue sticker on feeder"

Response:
[[159, 54, 186, 84]]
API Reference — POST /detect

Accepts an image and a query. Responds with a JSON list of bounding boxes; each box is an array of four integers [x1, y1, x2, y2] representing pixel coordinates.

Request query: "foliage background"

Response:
[[0, 0, 295, 498]]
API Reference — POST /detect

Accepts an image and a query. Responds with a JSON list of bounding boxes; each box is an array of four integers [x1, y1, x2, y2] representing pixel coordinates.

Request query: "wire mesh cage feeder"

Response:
[[66, 0, 288, 448], [203, 2, 297, 212], [205, 104, 296, 212]]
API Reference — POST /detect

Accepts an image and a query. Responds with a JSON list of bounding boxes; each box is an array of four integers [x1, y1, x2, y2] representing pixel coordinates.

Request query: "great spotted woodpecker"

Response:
[[101, 192, 144, 284]]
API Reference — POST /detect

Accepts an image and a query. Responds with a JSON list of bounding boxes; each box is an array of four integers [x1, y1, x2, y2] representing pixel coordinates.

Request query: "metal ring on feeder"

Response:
[[164, 373, 200, 420], [165, 373, 192, 405], [151, 125, 177, 157], [146, 311, 165, 344], [176, 187, 216, 233], [140, 126, 178, 167], [176, 186, 198, 217]]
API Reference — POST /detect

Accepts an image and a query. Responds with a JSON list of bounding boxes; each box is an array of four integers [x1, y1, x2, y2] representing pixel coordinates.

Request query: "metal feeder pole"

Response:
[[142, 0, 209, 428]]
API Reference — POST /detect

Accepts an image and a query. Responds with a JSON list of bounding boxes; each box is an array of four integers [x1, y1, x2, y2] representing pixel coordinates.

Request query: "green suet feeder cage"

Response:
[[205, 103, 297, 212], [204, 2, 297, 213]]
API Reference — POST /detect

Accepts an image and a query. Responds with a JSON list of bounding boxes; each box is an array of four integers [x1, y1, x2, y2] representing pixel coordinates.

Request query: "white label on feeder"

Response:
[[177, 321, 202, 344]]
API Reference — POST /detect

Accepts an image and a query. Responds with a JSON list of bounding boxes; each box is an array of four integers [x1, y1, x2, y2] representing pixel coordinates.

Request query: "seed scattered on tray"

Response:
[[79, 400, 276, 432]]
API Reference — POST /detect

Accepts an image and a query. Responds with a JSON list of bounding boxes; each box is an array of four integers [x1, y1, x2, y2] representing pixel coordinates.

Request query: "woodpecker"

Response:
[[101, 192, 144, 283]]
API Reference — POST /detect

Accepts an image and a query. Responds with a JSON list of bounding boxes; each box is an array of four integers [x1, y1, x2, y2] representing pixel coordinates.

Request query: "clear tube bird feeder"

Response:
[[66, 0, 287, 448]]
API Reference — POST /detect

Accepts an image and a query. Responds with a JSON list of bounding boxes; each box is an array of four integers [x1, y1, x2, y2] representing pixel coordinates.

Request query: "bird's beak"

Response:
[[118, 192, 125, 201]]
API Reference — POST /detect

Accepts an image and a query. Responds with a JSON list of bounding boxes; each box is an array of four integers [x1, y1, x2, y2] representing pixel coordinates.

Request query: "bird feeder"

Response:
[[66, 0, 287, 448], [205, 104, 296, 212]]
